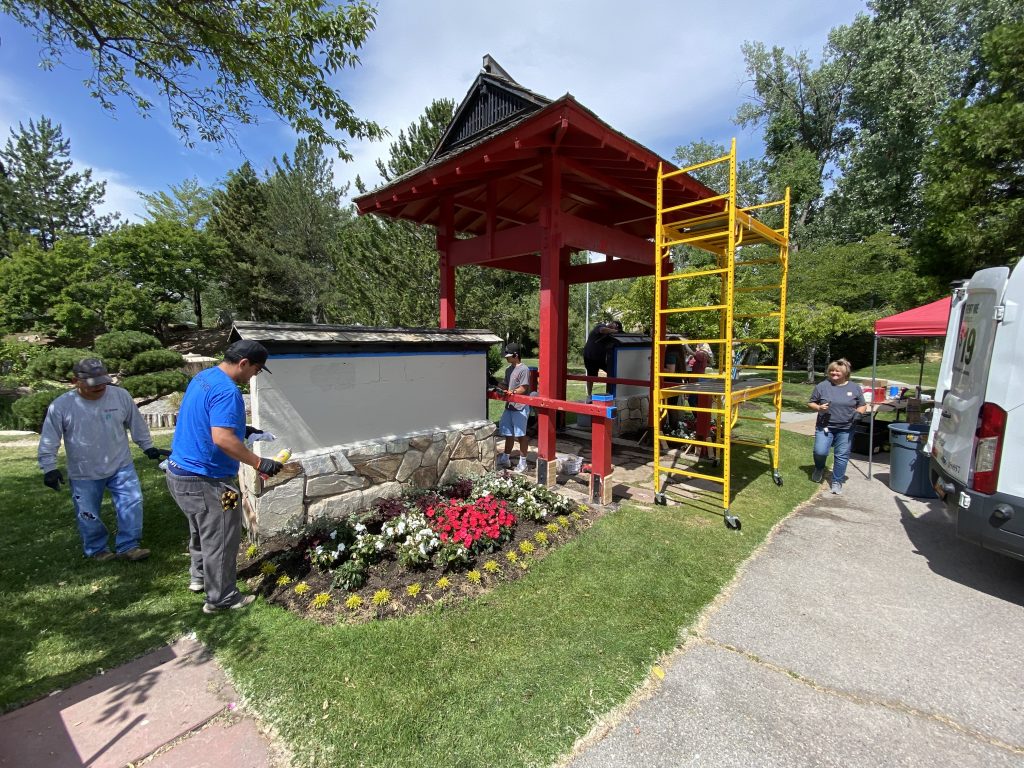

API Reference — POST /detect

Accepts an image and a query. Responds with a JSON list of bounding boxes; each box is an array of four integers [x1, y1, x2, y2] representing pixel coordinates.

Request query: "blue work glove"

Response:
[[43, 469, 64, 491], [144, 447, 171, 461]]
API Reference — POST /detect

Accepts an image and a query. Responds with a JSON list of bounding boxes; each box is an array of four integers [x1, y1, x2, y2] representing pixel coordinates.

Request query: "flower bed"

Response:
[[239, 471, 596, 623]]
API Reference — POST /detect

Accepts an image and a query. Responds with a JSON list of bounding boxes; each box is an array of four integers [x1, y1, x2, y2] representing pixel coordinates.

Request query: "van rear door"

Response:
[[930, 267, 1010, 486]]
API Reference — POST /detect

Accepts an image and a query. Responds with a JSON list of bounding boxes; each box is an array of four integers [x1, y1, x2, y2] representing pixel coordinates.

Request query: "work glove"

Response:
[[144, 447, 171, 461], [257, 457, 284, 477], [43, 469, 65, 491], [245, 425, 263, 438]]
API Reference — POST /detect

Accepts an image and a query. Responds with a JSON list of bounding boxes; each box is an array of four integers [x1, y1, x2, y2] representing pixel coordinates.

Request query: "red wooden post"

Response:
[[537, 155, 561, 483], [590, 413, 613, 504], [437, 197, 456, 328]]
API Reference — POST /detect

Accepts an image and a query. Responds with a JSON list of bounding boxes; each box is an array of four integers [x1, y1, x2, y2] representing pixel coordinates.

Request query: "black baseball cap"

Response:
[[73, 358, 113, 386], [502, 343, 522, 358], [225, 340, 272, 373]]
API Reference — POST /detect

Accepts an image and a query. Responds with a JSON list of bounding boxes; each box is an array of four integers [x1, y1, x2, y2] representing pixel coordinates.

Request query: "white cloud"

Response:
[[88, 164, 148, 223]]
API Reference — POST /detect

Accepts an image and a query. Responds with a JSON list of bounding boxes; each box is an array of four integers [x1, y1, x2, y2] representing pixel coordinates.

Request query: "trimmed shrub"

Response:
[[11, 388, 63, 431], [120, 370, 190, 399], [26, 348, 89, 382], [93, 331, 161, 362], [124, 349, 185, 375]]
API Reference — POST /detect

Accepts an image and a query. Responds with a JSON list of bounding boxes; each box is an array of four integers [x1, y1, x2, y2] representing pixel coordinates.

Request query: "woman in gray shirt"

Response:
[[808, 358, 868, 495]]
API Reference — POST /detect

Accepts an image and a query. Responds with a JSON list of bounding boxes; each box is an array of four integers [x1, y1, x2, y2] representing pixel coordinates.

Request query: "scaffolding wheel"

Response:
[[654, 493, 667, 506], [773, 470, 783, 487], [724, 513, 741, 530]]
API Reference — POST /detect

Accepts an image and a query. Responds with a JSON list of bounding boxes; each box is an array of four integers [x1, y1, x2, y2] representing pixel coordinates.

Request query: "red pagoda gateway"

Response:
[[354, 56, 725, 504]]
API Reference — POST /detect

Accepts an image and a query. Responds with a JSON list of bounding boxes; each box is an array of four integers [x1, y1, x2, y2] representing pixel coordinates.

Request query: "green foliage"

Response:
[[1, 0, 384, 154], [93, 331, 162, 362], [917, 21, 1024, 280], [0, 117, 114, 255], [331, 560, 368, 592], [487, 345, 504, 377], [140, 177, 213, 230], [26, 347, 87, 382], [119, 371, 190, 399], [10, 388, 61, 430], [123, 349, 185, 375], [0, 340, 48, 385]]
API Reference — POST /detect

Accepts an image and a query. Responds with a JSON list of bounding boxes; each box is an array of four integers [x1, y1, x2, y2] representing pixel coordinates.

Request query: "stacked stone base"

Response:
[[240, 420, 497, 537]]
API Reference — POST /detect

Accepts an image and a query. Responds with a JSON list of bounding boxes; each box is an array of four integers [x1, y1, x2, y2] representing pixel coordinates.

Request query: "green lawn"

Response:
[[1, 425, 819, 766], [851, 360, 940, 389]]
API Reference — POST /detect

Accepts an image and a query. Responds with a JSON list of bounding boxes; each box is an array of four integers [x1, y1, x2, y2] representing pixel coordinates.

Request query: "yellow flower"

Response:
[[245, 544, 259, 559], [505, 551, 519, 563], [311, 592, 331, 609], [483, 560, 499, 573], [406, 583, 422, 597], [294, 582, 311, 595], [467, 570, 482, 584], [345, 594, 363, 611], [372, 589, 391, 606], [518, 559, 530, 570], [519, 541, 535, 555], [534, 532, 548, 546], [435, 576, 451, 590], [260, 561, 278, 576], [571, 511, 582, 521], [556, 516, 571, 529], [546, 523, 560, 535], [276, 574, 292, 587]]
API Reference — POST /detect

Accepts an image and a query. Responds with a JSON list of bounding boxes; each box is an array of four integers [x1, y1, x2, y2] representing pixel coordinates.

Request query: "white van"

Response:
[[928, 262, 1023, 560]]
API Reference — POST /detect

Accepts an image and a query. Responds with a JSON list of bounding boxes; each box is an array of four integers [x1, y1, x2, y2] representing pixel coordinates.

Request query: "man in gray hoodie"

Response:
[[38, 358, 169, 561]]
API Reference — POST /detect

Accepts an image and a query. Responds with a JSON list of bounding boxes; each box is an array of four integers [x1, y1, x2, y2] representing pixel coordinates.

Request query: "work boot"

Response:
[[117, 547, 151, 562], [811, 467, 824, 483], [90, 550, 115, 562]]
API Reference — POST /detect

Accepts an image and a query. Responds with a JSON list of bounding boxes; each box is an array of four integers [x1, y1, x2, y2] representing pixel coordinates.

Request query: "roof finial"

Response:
[[482, 54, 515, 84]]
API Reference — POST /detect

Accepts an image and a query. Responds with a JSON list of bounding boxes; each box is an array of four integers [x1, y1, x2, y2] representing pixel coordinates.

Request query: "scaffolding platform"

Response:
[[652, 140, 790, 528]]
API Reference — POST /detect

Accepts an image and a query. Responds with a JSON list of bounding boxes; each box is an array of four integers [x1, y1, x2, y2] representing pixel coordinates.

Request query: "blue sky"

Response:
[[0, 0, 866, 223]]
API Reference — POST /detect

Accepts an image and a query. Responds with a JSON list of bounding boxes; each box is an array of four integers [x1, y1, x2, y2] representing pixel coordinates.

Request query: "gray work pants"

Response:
[[166, 472, 242, 608]]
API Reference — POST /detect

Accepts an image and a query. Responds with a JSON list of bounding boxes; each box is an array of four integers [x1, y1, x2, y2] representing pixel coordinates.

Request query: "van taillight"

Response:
[[972, 403, 1006, 494]]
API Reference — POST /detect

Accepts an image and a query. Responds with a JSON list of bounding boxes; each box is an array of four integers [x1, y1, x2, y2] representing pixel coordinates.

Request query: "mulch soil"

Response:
[[237, 502, 606, 626]]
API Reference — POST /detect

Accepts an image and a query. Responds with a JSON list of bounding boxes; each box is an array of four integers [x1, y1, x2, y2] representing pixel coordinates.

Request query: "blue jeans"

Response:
[[69, 464, 144, 557], [813, 427, 853, 483]]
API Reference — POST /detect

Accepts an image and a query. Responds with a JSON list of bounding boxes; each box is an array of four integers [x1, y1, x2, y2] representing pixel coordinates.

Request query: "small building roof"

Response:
[[230, 321, 502, 348]]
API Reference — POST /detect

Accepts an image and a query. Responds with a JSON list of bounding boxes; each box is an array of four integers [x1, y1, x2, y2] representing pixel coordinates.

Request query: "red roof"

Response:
[[874, 297, 952, 337]]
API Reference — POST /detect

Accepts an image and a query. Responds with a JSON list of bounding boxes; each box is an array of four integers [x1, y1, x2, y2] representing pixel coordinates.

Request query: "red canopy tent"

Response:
[[874, 297, 952, 337], [868, 297, 953, 477]]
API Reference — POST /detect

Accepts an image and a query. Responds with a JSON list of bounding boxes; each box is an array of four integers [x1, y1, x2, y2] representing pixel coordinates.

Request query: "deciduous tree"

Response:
[[1, 0, 384, 154]]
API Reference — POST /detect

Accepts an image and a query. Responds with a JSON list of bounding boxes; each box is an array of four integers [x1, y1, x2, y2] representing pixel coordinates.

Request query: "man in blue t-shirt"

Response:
[[166, 340, 284, 614]]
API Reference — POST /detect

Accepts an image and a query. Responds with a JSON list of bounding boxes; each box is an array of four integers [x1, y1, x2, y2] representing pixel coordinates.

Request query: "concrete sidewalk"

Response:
[[0, 635, 280, 768], [565, 452, 1024, 767]]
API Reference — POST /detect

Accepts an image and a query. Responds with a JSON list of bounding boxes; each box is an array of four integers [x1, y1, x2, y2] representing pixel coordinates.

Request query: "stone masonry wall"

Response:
[[240, 420, 497, 537]]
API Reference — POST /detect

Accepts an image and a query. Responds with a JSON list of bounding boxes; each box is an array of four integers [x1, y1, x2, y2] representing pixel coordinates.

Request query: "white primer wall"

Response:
[[251, 351, 489, 454], [611, 346, 652, 400]]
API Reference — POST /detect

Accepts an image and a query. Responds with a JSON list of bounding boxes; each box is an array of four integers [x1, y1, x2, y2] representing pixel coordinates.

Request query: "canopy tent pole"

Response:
[[869, 334, 878, 480]]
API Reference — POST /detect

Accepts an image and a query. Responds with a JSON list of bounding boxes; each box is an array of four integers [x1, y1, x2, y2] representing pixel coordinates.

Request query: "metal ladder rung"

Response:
[[657, 305, 728, 315], [657, 465, 724, 483], [658, 267, 728, 281]]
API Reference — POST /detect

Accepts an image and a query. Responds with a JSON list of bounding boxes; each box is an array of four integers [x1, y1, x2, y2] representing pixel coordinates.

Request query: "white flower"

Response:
[[354, 523, 367, 533], [329, 529, 337, 540], [375, 540, 385, 551]]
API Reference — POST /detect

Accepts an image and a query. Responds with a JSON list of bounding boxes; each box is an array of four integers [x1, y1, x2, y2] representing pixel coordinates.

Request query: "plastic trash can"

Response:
[[887, 423, 936, 498]]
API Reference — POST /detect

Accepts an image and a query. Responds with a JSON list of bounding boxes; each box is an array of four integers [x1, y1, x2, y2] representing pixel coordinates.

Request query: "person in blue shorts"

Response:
[[166, 340, 284, 614], [496, 343, 532, 473]]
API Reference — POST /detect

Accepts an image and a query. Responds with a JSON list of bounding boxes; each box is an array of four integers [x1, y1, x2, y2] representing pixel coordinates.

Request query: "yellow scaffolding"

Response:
[[652, 139, 790, 528]]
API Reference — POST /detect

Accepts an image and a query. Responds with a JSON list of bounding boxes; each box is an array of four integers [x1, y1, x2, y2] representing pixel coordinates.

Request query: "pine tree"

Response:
[[0, 117, 115, 253]]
